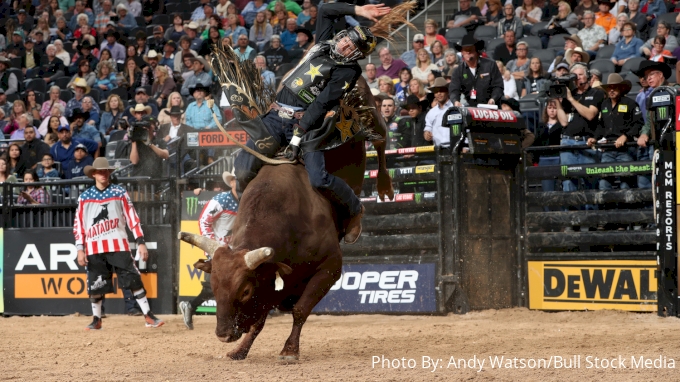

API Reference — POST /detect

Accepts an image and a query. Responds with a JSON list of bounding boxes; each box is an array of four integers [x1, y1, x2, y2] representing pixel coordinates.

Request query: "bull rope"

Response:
[[207, 99, 296, 165]]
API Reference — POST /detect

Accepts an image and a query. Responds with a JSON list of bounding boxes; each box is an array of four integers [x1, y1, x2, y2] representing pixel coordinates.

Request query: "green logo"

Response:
[[451, 124, 460, 135], [298, 89, 315, 104], [187, 197, 199, 216], [561, 166, 568, 177], [415, 193, 422, 204], [602, 109, 608, 113], [463, 74, 468, 79], [657, 106, 667, 120], [388, 168, 396, 178]]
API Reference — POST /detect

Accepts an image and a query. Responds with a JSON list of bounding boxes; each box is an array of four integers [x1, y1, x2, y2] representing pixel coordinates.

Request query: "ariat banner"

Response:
[[3, 228, 160, 315], [528, 260, 657, 312]]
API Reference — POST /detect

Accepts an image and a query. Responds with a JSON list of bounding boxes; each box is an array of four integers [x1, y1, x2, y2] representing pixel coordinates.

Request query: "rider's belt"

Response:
[[271, 103, 305, 120]]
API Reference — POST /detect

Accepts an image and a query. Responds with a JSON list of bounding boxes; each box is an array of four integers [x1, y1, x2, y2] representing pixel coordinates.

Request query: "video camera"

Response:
[[544, 74, 577, 99], [128, 120, 152, 143]]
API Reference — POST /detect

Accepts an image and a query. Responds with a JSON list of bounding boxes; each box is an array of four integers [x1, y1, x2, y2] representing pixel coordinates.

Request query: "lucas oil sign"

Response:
[[528, 260, 657, 312], [313, 263, 436, 313]]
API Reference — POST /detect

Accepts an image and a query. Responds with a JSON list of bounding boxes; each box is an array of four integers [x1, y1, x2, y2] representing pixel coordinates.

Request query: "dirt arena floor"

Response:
[[2, 308, 680, 381]]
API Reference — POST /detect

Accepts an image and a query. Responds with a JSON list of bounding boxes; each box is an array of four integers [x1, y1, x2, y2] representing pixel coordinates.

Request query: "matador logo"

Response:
[[187, 197, 199, 216]]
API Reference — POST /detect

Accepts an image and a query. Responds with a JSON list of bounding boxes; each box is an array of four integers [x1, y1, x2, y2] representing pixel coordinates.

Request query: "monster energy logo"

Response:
[[186, 197, 199, 216], [415, 193, 422, 204], [451, 124, 460, 135], [561, 166, 568, 177], [657, 106, 668, 120], [388, 168, 396, 178]]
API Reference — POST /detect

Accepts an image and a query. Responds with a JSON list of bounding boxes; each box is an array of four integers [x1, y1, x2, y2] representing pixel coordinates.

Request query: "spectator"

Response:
[[10, 113, 36, 140], [120, 56, 143, 100], [21, 38, 43, 76], [67, 2, 94, 31], [127, 116, 169, 177], [451, 0, 483, 31], [33, 44, 65, 86], [36, 153, 59, 178], [157, 106, 190, 150], [65, 77, 98, 118], [5, 142, 27, 177], [99, 30, 125, 63], [134, 31, 149, 58], [4, 101, 28, 135], [6, 30, 26, 59], [141, 50, 159, 85], [124, 87, 159, 119], [554, 62, 569, 77], [250, 12, 273, 52], [99, 93, 125, 135], [17, 170, 48, 205], [423, 19, 448, 48], [215, 0, 230, 18], [554, 63, 604, 200], [81, 96, 100, 128], [68, 40, 99, 76], [594, 0, 616, 34], [506, 41, 530, 80], [54, 39, 71, 65], [268, 0, 301, 15], [93, 60, 117, 99], [296, 0, 312, 26], [179, 52, 197, 82], [485, 0, 503, 28], [377, 75, 395, 99], [98, 48, 119, 74], [517, 0, 542, 36], [190, 0, 211, 21], [242, 0, 268, 28], [24, 90, 42, 122], [280, 18, 298, 51], [649, 36, 673, 63], [548, 34, 582, 72], [641, 22, 678, 58], [0, 57, 19, 95], [148, 26, 167, 54], [157, 91, 185, 126], [608, 13, 629, 45], [159, 40, 177, 68], [152, 66, 176, 109], [181, 57, 211, 97], [185, 83, 222, 130], [263, 35, 290, 74], [0, 157, 17, 183], [72, 15, 96, 39], [16, 9, 34, 35], [41, 86, 67, 119], [497, 61, 519, 100], [535, 99, 563, 191], [174, 36, 198, 73], [198, 26, 222, 57], [253, 55, 275, 87], [185, 22, 203, 52], [394, 68, 412, 103], [577, 11, 606, 60], [38, 105, 69, 136], [408, 78, 430, 107], [521, 57, 549, 97], [55, 17, 71, 42], [498, 3, 523, 37], [115, 3, 137, 33], [165, 13, 187, 43], [587, 73, 642, 190], [639, 0, 665, 27], [31, 30, 49, 55], [289, 28, 312, 63], [63, 143, 93, 179], [271, 2, 296, 32], [200, 15, 224, 40], [450, 35, 504, 107], [574, 0, 597, 19], [195, 4, 215, 32], [376, 48, 408, 80], [430, 41, 448, 67], [441, 49, 458, 78], [565, 47, 590, 66], [542, 0, 560, 20], [628, 0, 649, 42], [412, 49, 438, 83], [226, 3, 245, 27], [0, 90, 10, 119], [364, 63, 379, 90], [234, 34, 257, 62], [495, 30, 518, 65], [539, 1, 578, 48], [401, 34, 427, 69], [397, 95, 427, 148], [94, 0, 116, 36], [380, 97, 400, 138], [51, 124, 98, 163], [302, 5, 317, 33], [424, 78, 454, 147], [123, 0, 142, 18], [69, 107, 101, 147]]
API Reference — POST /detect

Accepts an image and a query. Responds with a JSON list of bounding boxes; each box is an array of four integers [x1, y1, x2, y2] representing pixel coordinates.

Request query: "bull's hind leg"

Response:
[[279, 254, 342, 361], [227, 314, 267, 360]]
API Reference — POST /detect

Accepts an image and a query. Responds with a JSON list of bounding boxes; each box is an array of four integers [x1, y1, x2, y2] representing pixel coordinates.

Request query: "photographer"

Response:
[[127, 116, 169, 177], [554, 63, 604, 196]]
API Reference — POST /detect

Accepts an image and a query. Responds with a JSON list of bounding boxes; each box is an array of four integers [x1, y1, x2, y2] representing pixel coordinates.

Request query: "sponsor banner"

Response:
[[366, 145, 435, 158], [3, 228, 161, 315], [179, 191, 219, 313], [528, 161, 653, 178], [528, 260, 657, 312], [364, 165, 436, 181], [360, 192, 437, 204], [313, 263, 437, 313], [467, 108, 517, 122], [185, 130, 248, 148]]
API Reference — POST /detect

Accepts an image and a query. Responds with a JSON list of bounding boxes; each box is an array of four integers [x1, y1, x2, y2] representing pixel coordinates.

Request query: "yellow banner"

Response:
[[415, 165, 435, 174], [528, 260, 656, 312], [14, 273, 157, 298], [178, 220, 210, 297]]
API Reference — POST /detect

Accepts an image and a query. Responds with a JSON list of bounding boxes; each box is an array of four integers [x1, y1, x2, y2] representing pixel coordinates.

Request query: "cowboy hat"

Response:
[[189, 83, 210, 95], [563, 34, 583, 49], [129, 103, 152, 115], [565, 47, 590, 65], [70, 77, 91, 93], [84, 157, 116, 178], [186, 21, 199, 30], [69, 108, 90, 122], [428, 77, 450, 92], [222, 171, 236, 187], [191, 56, 208, 71], [162, 106, 185, 116], [633, 60, 672, 80], [597, 0, 612, 7], [500, 97, 520, 112], [453, 34, 485, 52], [144, 50, 159, 63], [598, 73, 632, 95], [294, 28, 313, 41]]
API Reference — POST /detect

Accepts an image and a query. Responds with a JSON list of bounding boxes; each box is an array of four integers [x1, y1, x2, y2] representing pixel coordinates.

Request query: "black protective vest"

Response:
[[281, 44, 337, 105]]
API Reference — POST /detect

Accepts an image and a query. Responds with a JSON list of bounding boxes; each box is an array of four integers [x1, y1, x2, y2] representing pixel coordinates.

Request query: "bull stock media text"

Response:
[[371, 355, 675, 372]]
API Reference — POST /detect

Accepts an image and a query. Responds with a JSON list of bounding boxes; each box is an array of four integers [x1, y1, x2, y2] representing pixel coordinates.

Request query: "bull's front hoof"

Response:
[[278, 355, 299, 363], [227, 350, 249, 360]]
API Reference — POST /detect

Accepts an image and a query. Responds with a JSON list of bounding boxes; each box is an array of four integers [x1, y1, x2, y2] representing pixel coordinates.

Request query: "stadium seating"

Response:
[[620, 57, 646, 74], [595, 45, 616, 60], [474, 26, 498, 41], [484, 38, 504, 60], [445, 27, 468, 47], [589, 59, 616, 77], [519, 36, 542, 51], [547, 34, 568, 52], [106, 141, 119, 160]]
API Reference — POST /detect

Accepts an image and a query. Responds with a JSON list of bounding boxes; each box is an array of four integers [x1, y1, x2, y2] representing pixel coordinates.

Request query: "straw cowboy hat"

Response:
[[563, 34, 583, 49], [70, 77, 91, 94], [84, 157, 116, 178], [428, 77, 450, 92], [222, 171, 236, 188], [598, 73, 632, 95], [634, 60, 672, 79], [144, 50, 159, 63], [565, 47, 590, 65], [129, 103, 152, 115], [453, 34, 485, 52]]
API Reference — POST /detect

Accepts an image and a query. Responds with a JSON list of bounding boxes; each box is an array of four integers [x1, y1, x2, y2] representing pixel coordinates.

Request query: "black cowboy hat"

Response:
[[162, 106, 185, 116], [401, 94, 428, 109], [597, 0, 612, 7], [453, 34, 485, 52], [189, 83, 210, 94], [633, 60, 672, 80], [104, 29, 120, 39], [294, 28, 313, 41], [79, 40, 93, 50], [69, 108, 90, 122], [500, 97, 520, 112]]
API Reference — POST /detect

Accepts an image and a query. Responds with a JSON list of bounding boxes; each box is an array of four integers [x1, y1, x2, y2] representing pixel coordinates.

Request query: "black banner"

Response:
[[526, 161, 653, 179], [656, 150, 677, 316]]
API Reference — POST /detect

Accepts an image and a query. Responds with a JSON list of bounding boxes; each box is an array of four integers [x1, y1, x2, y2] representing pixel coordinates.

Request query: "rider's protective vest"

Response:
[[281, 43, 338, 105]]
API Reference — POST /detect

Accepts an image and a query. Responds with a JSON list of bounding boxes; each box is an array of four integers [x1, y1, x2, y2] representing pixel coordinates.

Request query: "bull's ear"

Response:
[[194, 259, 212, 274], [276, 262, 293, 275]]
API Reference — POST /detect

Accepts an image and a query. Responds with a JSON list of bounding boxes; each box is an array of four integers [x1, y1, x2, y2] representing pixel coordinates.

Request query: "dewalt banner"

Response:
[[528, 260, 657, 312]]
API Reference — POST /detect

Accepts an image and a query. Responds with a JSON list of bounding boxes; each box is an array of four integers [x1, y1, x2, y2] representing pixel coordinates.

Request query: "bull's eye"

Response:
[[240, 283, 253, 303]]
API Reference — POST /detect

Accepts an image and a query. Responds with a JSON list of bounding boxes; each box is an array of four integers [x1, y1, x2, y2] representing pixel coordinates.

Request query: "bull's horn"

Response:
[[244, 247, 274, 270], [177, 232, 222, 257]]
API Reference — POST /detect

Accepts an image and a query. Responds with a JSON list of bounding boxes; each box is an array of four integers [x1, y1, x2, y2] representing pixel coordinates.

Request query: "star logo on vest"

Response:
[[305, 63, 323, 81], [336, 110, 353, 142]]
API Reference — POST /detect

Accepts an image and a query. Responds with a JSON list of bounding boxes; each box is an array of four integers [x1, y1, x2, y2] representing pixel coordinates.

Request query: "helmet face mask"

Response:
[[331, 26, 377, 62]]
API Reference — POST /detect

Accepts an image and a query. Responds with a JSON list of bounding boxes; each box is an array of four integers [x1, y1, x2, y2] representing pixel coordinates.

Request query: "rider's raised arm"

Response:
[[315, 3, 357, 43]]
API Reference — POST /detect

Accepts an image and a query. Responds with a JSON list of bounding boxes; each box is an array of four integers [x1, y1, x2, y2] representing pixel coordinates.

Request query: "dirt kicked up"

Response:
[[2, 308, 679, 381]]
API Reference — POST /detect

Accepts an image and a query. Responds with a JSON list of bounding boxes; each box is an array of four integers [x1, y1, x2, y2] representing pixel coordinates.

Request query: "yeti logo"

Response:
[[91, 275, 107, 290], [92, 204, 109, 226]]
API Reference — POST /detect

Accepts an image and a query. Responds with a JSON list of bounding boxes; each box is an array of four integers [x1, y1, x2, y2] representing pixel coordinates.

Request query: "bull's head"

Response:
[[178, 232, 292, 342]]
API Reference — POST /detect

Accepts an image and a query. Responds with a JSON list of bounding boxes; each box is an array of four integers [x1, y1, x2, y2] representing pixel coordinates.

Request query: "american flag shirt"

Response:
[[199, 191, 239, 245], [73, 184, 144, 255]]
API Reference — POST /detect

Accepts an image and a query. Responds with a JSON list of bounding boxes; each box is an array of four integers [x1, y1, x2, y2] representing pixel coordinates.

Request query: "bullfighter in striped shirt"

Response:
[[74, 157, 164, 330]]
